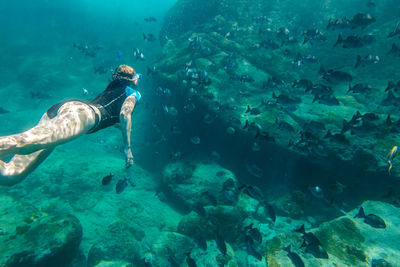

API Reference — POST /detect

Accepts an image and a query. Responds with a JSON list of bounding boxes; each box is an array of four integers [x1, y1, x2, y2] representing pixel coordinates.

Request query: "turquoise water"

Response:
[[1, 0, 400, 266]]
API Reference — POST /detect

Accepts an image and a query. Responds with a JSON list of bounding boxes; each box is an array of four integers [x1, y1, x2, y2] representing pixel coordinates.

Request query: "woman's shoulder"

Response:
[[105, 79, 133, 91]]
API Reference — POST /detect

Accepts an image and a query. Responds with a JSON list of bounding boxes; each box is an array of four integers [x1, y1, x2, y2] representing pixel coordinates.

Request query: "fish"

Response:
[[326, 17, 351, 30], [293, 53, 319, 66], [387, 43, 400, 57], [143, 33, 156, 42], [355, 54, 380, 68], [239, 184, 264, 200], [185, 251, 197, 267], [101, 173, 113, 185], [116, 178, 129, 194], [347, 83, 372, 94], [302, 29, 327, 45], [272, 92, 301, 105], [319, 66, 352, 84], [283, 245, 305, 267], [30, 91, 52, 99], [385, 80, 400, 92], [195, 236, 207, 250], [94, 66, 108, 74], [144, 16, 157, 22], [190, 136, 201, 145], [215, 231, 227, 255], [324, 130, 350, 145], [295, 224, 329, 259], [348, 13, 376, 29], [354, 206, 386, 228], [312, 94, 340, 106], [334, 33, 375, 48], [192, 202, 207, 217], [246, 163, 263, 178], [309, 186, 324, 199], [245, 105, 261, 115], [388, 22, 400, 38], [244, 223, 262, 243], [382, 91, 400, 106], [293, 79, 313, 91], [263, 201, 276, 222], [0, 107, 10, 114], [246, 240, 262, 261]]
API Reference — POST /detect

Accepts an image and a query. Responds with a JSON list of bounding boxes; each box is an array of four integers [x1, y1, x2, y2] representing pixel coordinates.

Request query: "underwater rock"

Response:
[[93, 260, 131, 267], [87, 221, 142, 267], [264, 201, 400, 266], [0, 195, 82, 267], [139, 231, 194, 266], [162, 162, 238, 209]]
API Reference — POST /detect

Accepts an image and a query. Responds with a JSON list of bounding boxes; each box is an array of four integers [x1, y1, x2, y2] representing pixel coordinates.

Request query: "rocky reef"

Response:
[[0, 195, 82, 267]]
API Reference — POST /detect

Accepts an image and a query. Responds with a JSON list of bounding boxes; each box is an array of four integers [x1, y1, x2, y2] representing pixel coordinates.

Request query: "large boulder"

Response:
[[0, 195, 82, 267], [162, 161, 238, 209], [87, 221, 143, 267]]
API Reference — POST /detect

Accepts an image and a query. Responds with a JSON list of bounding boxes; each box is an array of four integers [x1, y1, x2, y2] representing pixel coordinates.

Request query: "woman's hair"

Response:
[[112, 65, 136, 82]]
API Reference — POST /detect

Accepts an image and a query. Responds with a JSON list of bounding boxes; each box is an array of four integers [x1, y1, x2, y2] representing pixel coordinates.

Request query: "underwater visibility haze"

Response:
[[1, 0, 400, 266]]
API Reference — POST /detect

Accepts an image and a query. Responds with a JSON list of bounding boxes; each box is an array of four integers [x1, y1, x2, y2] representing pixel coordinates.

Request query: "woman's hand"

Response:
[[124, 146, 134, 168]]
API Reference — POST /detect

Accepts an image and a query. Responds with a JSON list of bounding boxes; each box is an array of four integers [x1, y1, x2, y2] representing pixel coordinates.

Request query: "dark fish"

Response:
[[293, 53, 318, 66], [195, 236, 207, 250], [244, 223, 262, 243], [30, 91, 52, 99], [385, 80, 400, 92], [144, 16, 157, 22], [302, 29, 327, 45], [185, 251, 197, 267], [242, 119, 249, 129], [324, 130, 350, 145], [354, 206, 386, 228], [116, 178, 129, 194], [347, 83, 372, 94], [312, 94, 339, 106], [283, 245, 305, 267], [147, 66, 156, 76], [272, 92, 302, 105], [255, 128, 276, 143], [245, 105, 261, 115], [94, 66, 107, 74], [293, 79, 313, 91], [326, 17, 351, 30], [388, 22, 400, 38], [102, 173, 113, 185], [355, 54, 380, 68], [319, 66, 352, 84], [192, 202, 207, 217], [381, 91, 400, 106], [215, 231, 227, 255], [295, 225, 329, 259], [239, 184, 264, 200], [349, 13, 376, 29], [0, 107, 10, 114], [143, 33, 156, 42], [246, 240, 262, 261], [263, 201, 276, 222], [388, 43, 400, 57], [334, 34, 375, 48]]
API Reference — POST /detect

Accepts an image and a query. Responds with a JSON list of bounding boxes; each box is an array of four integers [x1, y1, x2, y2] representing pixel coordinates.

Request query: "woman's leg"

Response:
[[0, 101, 97, 158], [0, 148, 54, 186]]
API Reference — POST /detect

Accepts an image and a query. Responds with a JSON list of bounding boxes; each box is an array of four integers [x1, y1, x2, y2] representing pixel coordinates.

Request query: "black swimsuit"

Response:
[[46, 79, 136, 134]]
